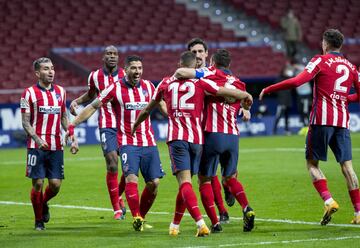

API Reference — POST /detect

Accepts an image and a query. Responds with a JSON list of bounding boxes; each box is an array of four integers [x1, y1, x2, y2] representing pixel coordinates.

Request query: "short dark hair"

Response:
[[125, 55, 142, 67], [323, 29, 344, 49], [180, 51, 196, 67], [187, 38, 208, 52], [33, 57, 52, 71], [211, 49, 231, 68]]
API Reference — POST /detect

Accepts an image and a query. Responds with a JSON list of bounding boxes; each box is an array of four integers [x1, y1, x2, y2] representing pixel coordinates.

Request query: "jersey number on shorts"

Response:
[[169, 82, 195, 110], [27, 154, 37, 166], [334, 65, 349, 93]]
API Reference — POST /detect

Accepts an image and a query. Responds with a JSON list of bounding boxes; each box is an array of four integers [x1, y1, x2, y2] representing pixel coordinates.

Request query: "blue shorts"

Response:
[[199, 132, 239, 177], [168, 140, 203, 176], [26, 149, 64, 179], [119, 145, 164, 182], [99, 128, 118, 156], [306, 125, 352, 163]]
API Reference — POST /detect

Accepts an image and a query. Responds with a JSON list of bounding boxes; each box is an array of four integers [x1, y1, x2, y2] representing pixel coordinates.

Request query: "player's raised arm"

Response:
[[259, 70, 314, 101]]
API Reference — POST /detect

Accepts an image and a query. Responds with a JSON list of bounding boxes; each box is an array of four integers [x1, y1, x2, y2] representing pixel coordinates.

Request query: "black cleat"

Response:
[[224, 187, 235, 207], [219, 212, 230, 224], [243, 206, 255, 232], [42, 202, 50, 223], [121, 206, 127, 217], [210, 223, 223, 233], [34, 220, 45, 231]]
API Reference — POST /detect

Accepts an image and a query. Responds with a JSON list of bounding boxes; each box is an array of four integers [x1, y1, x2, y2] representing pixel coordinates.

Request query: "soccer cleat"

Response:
[[42, 203, 50, 223], [169, 223, 180, 236], [210, 223, 223, 233], [219, 212, 230, 224], [114, 210, 124, 220], [34, 220, 45, 231], [119, 196, 126, 217], [320, 200, 339, 226], [195, 224, 210, 237], [224, 187, 235, 207], [133, 216, 145, 231], [351, 215, 360, 224], [243, 206, 255, 232]]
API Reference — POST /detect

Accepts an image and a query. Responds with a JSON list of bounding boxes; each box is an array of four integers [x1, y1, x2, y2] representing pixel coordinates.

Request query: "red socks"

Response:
[[125, 182, 140, 217], [140, 187, 157, 218], [227, 177, 249, 209], [118, 174, 126, 196], [173, 191, 186, 225], [180, 182, 202, 222], [313, 179, 332, 202], [43, 186, 57, 204], [106, 172, 120, 212], [30, 188, 43, 221], [211, 176, 227, 214], [200, 183, 219, 225], [349, 188, 360, 212]]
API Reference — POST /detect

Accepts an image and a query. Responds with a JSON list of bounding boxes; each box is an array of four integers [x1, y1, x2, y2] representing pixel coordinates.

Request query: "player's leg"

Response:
[[198, 138, 222, 232], [27, 149, 46, 230], [101, 128, 123, 219], [222, 173, 235, 207], [169, 141, 209, 237], [306, 125, 338, 225], [221, 133, 255, 232], [139, 146, 163, 220], [120, 146, 142, 230], [331, 127, 360, 224], [118, 173, 126, 215], [211, 175, 229, 222], [43, 150, 64, 224]]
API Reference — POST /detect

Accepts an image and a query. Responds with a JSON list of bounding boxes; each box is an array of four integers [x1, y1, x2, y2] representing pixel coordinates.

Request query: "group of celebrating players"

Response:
[[20, 29, 360, 237]]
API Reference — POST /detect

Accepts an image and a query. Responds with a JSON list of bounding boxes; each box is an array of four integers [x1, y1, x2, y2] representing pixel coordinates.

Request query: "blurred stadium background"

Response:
[[0, 0, 359, 147]]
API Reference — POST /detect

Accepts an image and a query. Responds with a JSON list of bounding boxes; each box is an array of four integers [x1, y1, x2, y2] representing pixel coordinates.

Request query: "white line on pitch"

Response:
[[180, 235, 360, 248], [1, 200, 359, 229], [1, 147, 360, 165]]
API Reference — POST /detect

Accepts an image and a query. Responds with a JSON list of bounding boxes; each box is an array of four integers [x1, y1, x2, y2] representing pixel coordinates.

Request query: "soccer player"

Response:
[[260, 29, 360, 225], [187, 38, 235, 221], [70, 45, 126, 220], [20, 57, 78, 230], [175, 49, 255, 232], [66, 55, 165, 231], [132, 51, 253, 236]]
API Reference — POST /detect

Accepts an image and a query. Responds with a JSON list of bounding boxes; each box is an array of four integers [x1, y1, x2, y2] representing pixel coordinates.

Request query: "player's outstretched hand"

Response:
[[70, 100, 78, 116], [259, 89, 265, 101]]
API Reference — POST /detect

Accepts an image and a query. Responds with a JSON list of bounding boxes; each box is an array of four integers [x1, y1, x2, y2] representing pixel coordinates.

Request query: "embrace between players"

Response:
[[21, 29, 360, 236]]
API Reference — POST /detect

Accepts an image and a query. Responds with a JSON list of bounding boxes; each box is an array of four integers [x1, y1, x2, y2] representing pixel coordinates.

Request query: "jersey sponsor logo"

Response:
[[330, 91, 347, 101], [172, 110, 191, 118], [125, 102, 148, 110], [38, 106, 61, 114]]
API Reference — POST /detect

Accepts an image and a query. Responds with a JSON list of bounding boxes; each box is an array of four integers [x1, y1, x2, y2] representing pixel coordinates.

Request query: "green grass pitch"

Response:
[[1, 134, 360, 247]]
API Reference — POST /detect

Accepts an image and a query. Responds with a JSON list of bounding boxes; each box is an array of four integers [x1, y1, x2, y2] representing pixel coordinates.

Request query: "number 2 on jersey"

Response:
[[169, 82, 195, 110], [334, 64, 349, 93]]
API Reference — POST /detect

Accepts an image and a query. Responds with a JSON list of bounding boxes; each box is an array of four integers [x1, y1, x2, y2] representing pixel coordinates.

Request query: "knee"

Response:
[[105, 153, 118, 173], [32, 179, 44, 191], [49, 180, 62, 193], [146, 179, 159, 193], [126, 174, 138, 183]]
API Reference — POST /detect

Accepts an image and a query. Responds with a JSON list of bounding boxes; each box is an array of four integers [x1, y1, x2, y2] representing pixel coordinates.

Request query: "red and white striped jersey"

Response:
[[98, 78, 156, 147], [20, 83, 66, 150], [88, 68, 125, 129], [153, 76, 219, 144], [196, 66, 245, 134], [264, 53, 360, 129], [307, 53, 359, 128]]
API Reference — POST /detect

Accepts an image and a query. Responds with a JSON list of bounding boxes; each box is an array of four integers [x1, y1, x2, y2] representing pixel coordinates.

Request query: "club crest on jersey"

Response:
[[56, 93, 62, 102], [39, 106, 61, 114], [142, 89, 149, 97], [125, 102, 148, 110]]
